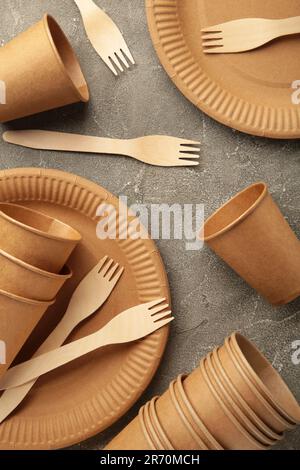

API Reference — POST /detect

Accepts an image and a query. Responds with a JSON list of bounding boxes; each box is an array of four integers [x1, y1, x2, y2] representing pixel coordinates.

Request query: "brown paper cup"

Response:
[[218, 338, 293, 433], [230, 333, 300, 425], [0, 289, 53, 381], [0, 203, 81, 273], [174, 374, 223, 450], [0, 248, 72, 301], [212, 347, 283, 442], [202, 182, 300, 305], [205, 352, 277, 447], [105, 408, 154, 451], [0, 14, 89, 122], [183, 359, 266, 450]]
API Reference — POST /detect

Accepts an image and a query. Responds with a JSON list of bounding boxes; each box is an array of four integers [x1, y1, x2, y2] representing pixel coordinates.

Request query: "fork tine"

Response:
[[113, 53, 125, 72], [178, 138, 201, 146], [110, 55, 124, 74], [203, 40, 224, 48], [121, 44, 135, 65], [146, 298, 166, 309], [101, 258, 114, 276], [152, 310, 172, 321], [94, 255, 109, 273], [149, 303, 169, 315], [180, 146, 201, 153], [102, 56, 119, 76], [176, 159, 200, 167], [204, 47, 225, 54], [153, 317, 174, 329], [110, 266, 124, 283], [117, 50, 130, 69], [201, 25, 223, 33], [179, 154, 200, 159], [105, 262, 119, 280]]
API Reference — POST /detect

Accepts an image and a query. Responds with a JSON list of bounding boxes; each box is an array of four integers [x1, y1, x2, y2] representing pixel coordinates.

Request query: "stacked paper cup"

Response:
[[106, 333, 300, 450], [0, 203, 81, 381]]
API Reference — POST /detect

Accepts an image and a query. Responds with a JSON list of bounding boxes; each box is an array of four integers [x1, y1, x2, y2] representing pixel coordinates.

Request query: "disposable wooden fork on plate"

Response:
[[74, 0, 135, 75], [202, 16, 300, 54], [0, 299, 173, 390]]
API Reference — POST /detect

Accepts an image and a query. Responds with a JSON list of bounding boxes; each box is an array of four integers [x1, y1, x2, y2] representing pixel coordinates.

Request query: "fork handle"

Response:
[[4, 130, 133, 156], [276, 16, 300, 37], [74, 0, 105, 16], [0, 328, 111, 390]]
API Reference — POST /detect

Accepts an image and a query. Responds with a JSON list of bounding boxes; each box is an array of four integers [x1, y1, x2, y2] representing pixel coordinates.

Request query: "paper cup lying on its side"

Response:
[[230, 333, 300, 425], [0, 289, 54, 381], [202, 182, 300, 305], [0, 14, 89, 122], [0, 248, 72, 301], [0, 203, 81, 273]]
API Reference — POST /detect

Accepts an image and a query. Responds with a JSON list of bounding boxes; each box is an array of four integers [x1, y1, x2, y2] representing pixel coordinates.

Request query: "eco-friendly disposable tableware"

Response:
[[0, 290, 53, 381], [0, 256, 123, 425], [175, 374, 223, 450], [0, 203, 81, 273], [218, 338, 293, 433], [0, 300, 173, 389], [148, 397, 174, 450], [230, 333, 300, 425], [212, 347, 283, 442], [3, 130, 201, 167], [0, 168, 170, 450], [202, 16, 300, 54], [146, 0, 300, 139], [0, 248, 72, 301], [74, 0, 135, 76], [187, 358, 266, 449], [106, 407, 153, 450], [205, 352, 277, 446], [0, 14, 89, 122], [201, 182, 300, 305]]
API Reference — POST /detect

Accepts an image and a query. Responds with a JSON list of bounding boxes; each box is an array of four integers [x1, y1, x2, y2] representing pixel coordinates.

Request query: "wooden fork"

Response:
[[74, 0, 135, 75], [0, 299, 173, 390], [3, 130, 201, 167], [202, 16, 300, 54], [0, 256, 124, 424]]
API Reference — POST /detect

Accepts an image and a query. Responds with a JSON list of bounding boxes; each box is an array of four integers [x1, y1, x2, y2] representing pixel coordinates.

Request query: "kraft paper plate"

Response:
[[0, 168, 170, 450], [146, 0, 300, 139]]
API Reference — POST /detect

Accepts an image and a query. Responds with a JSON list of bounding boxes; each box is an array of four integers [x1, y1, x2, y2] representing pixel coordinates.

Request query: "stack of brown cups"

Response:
[[106, 333, 300, 450], [0, 203, 82, 381]]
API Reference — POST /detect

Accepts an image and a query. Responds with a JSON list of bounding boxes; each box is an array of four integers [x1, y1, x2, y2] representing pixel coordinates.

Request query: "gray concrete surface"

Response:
[[0, 0, 299, 451]]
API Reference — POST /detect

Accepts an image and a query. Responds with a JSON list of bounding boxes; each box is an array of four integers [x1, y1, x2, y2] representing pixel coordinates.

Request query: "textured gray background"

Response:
[[0, 0, 299, 451]]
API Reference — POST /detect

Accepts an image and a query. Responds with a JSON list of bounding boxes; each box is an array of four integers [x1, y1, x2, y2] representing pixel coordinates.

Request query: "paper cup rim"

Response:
[[200, 358, 267, 449], [213, 347, 283, 441], [0, 248, 72, 280], [43, 14, 89, 103], [0, 287, 55, 306], [231, 333, 300, 424], [0, 202, 82, 243], [225, 336, 294, 429], [200, 182, 268, 242], [206, 352, 276, 446]]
